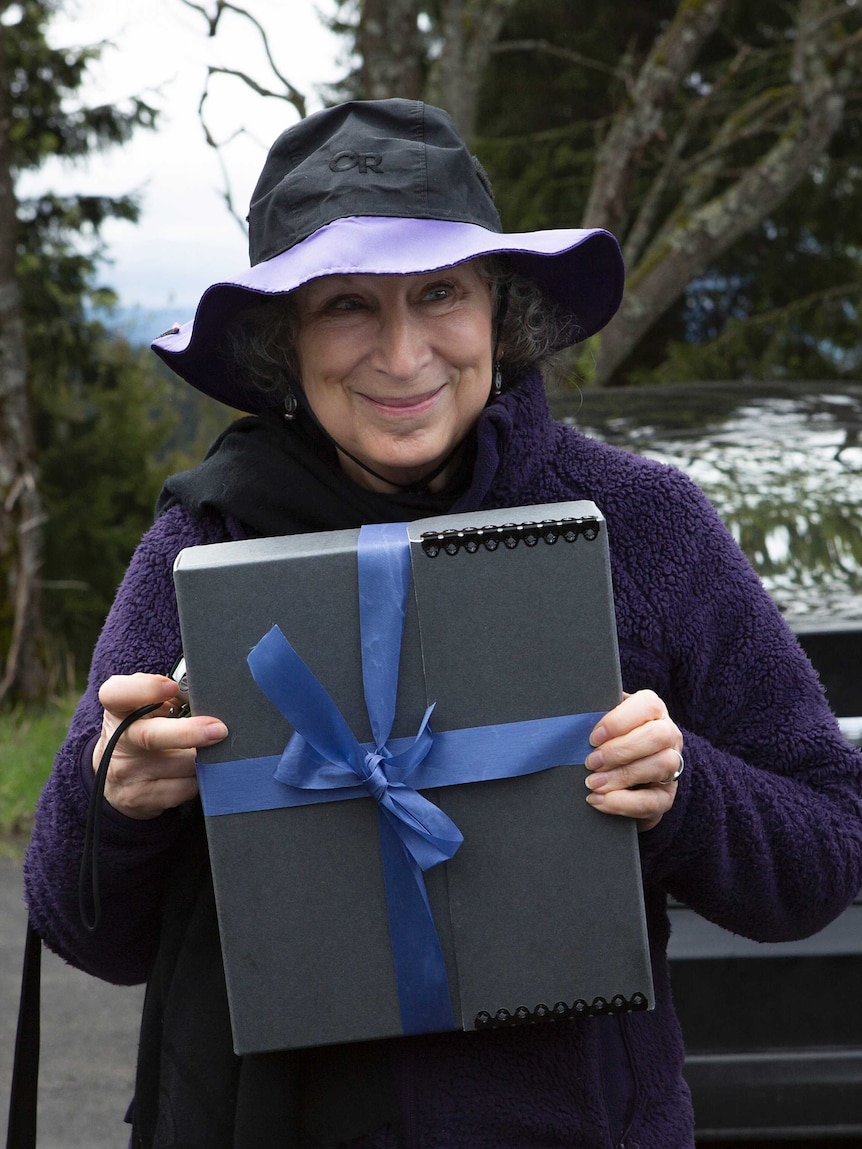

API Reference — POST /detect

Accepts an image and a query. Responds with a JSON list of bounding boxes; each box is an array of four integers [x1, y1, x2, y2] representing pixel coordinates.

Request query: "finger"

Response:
[[657, 748, 686, 786], [589, 689, 667, 746], [586, 746, 683, 793], [122, 713, 228, 754], [99, 673, 179, 717], [586, 717, 681, 776], [586, 779, 676, 832]]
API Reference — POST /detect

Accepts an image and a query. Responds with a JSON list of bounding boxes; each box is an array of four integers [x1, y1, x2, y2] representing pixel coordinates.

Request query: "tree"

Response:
[[34, 339, 183, 679], [181, 0, 519, 229], [572, 0, 862, 386], [0, 0, 156, 701], [183, 0, 862, 388], [0, 4, 40, 701], [331, 0, 518, 139], [469, 0, 862, 385]]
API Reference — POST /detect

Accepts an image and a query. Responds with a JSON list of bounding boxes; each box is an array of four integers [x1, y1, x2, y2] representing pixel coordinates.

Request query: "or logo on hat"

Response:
[[330, 151, 384, 174]]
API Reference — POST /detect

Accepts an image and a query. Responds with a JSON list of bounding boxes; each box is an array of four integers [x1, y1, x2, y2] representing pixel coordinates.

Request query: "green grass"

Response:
[[0, 693, 78, 848]]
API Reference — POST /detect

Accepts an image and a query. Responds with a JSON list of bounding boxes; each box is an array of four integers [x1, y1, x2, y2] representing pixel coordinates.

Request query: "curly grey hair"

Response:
[[227, 256, 581, 397]]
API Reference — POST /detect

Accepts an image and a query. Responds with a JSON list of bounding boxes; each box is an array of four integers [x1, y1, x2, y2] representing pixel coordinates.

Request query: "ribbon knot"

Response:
[[361, 751, 391, 804]]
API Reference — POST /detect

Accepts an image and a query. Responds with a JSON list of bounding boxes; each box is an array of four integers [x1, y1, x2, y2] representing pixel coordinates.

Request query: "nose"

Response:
[[372, 307, 432, 381]]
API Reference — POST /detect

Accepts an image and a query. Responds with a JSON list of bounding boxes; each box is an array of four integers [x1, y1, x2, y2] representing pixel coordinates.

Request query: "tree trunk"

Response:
[[356, 0, 425, 100], [582, 0, 729, 238], [425, 0, 518, 142], [354, 0, 517, 142], [0, 26, 46, 702]]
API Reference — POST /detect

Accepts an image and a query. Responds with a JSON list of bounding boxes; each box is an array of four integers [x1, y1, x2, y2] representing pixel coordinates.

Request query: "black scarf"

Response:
[[157, 405, 502, 538]]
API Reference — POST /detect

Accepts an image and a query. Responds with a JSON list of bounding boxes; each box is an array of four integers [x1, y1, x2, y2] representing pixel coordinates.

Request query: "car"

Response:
[[552, 379, 862, 1145]]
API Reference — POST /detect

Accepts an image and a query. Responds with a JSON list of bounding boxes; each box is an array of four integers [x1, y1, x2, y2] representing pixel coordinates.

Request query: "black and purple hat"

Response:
[[152, 99, 625, 414]]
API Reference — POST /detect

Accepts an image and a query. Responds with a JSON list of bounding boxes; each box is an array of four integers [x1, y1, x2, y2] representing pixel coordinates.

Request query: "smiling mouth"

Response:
[[362, 386, 445, 413]]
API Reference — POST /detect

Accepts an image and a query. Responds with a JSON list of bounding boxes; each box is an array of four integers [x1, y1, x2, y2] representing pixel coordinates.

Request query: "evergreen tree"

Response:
[[0, 0, 160, 699]]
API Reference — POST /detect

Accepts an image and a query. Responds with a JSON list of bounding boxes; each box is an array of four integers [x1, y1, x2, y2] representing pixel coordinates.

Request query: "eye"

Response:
[[324, 294, 366, 313], [421, 281, 456, 303]]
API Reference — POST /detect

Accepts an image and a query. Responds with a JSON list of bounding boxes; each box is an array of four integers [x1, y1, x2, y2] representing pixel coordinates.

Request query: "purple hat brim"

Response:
[[151, 216, 624, 414]]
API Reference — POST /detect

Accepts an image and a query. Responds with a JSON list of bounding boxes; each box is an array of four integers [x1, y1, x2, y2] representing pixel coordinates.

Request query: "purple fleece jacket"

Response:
[[24, 374, 862, 1148]]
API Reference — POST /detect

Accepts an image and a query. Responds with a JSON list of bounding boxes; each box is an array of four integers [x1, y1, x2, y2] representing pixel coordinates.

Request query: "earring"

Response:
[[492, 362, 503, 397], [283, 387, 297, 421]]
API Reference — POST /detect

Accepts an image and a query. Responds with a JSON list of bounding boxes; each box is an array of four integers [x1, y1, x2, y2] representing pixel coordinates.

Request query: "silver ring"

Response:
[[658, 749, 685, 784]]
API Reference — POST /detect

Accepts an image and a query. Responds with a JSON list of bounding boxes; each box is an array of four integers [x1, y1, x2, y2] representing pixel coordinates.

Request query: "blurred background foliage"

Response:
[[1, 0, 861, 699]]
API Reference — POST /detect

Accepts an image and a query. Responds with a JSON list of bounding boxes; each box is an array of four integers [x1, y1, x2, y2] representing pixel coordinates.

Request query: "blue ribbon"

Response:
[[197, 522, 603, 1036]]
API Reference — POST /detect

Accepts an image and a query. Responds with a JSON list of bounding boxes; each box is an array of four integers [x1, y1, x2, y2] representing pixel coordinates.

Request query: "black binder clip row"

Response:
[[474, 992, 649, 1029], [419, 516, 601, 557]]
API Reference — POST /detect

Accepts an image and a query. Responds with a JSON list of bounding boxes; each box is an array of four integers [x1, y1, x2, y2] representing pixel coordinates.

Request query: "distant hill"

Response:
[[97, 305, 197, 347]]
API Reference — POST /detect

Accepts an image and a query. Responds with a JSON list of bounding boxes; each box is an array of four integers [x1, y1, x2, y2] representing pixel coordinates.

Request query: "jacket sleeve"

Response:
[[23, 505, 229, 984], [611, 462, 862, 942]]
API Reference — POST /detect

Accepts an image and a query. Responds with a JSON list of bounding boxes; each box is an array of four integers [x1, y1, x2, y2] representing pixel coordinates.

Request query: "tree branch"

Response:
[[489, 38, 617, 77], [653, 276, 862, 381], [622, 47, 756, 264], [591, 0, 862, 386], [180, 0, 307, 112], [181, 1, 310, 236], [205, 63, 302, 105], [642, 84, 798, 260], [582, 0, 729, 235]]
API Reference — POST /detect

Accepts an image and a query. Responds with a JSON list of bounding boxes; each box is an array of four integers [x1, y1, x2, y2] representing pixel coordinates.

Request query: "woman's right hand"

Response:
[[94, 674, 229, 820]]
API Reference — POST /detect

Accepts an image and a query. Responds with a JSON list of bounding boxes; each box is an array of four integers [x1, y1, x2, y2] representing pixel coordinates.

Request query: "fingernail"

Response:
[[585, 772, 608, 791], [586, 792, 605, 807], [590, 724, 607, 748], [205, 721, 228, 740], [586, 748, 604, 770]]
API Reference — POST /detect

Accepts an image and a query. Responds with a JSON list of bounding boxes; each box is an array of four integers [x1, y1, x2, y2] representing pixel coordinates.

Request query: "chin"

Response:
[[364, 441, 451, 479], [342, 444, 453, 493]]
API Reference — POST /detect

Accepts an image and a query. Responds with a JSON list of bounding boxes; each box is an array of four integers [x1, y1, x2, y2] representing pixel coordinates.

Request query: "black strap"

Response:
[[79, 701, 162, 931], [6, 916, 42, 1149], [7, 701, 164, 1148]]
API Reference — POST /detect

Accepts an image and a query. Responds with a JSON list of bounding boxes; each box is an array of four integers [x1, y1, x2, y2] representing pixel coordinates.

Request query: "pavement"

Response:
[[0, 848, 144, 1148]]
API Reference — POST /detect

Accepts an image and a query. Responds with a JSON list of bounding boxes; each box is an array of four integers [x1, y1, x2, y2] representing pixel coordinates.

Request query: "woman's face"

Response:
[[294, 263, 495, 492]]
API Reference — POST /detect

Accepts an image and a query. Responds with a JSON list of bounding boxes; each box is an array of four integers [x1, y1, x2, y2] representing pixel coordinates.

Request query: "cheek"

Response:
[[457, 372, 493, 422], [298, 374, 349, 436], [452, 320, 494, 389], [296, 337, 343, 409], [297, 326, 368, 392]]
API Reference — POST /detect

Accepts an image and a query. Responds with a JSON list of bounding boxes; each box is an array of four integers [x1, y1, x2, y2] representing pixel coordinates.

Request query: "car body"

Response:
[[552, 380, 862, 1142]]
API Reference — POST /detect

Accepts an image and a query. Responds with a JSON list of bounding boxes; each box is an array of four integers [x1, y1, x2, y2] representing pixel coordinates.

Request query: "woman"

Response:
[[24, 98, 862, 1149]]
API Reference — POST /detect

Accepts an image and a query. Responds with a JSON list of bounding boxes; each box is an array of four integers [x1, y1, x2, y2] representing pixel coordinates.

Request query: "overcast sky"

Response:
[[15, 0, 343, 321]]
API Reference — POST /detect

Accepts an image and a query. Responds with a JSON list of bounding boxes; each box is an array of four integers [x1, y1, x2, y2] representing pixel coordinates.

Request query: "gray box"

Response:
[[174, 501, 653, 1054]]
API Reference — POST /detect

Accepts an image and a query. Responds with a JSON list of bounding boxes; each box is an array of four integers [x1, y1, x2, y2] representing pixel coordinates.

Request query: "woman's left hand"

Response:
[[585, 690, 684, 832]]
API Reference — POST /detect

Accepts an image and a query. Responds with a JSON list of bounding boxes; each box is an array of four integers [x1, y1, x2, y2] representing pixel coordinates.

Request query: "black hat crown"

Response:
[[248, 99, 502, 266]]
